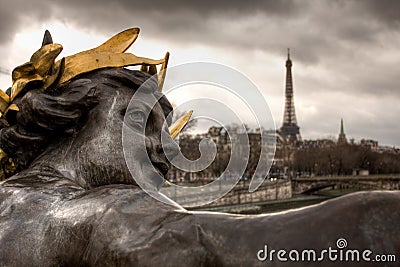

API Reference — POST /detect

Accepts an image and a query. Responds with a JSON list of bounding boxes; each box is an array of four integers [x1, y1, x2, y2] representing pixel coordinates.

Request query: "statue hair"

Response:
[[0, 68, 172, 175]]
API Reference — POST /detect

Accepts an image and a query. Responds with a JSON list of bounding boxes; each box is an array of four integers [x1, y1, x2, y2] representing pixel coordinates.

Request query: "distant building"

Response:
[[360, 139, 378, 150], [298, 139, 336, 149], [167, 126, 277, 181], [376, 145, 400, 154], [279, 49, 301, 142], [337, 118, 347, 144]]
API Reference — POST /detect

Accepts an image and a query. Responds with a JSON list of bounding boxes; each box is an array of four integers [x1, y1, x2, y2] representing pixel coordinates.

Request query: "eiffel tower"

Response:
[[280, 49, 301, 142]]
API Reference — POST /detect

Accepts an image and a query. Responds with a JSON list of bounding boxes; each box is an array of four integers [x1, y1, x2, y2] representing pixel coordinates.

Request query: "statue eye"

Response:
[[126, 110, 146, 130]]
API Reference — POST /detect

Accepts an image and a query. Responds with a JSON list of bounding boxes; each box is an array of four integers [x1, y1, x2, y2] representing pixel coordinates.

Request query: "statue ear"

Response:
[[41, 30, 53, 47]]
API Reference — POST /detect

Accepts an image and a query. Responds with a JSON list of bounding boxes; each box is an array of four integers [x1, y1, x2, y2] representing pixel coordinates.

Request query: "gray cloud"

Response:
[[360, 0, 400, 26], [0, 0, 396, 64], [0, 0, 399, 145]]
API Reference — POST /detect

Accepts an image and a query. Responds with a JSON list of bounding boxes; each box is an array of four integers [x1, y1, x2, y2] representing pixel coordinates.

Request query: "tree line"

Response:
[[292, 144, 400, 176]]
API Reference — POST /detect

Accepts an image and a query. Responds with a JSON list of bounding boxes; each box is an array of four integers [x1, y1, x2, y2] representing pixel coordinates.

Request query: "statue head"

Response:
[[0, 29, 188, 189]]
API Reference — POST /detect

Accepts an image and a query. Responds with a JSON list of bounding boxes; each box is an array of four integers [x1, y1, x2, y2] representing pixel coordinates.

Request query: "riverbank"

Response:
[[189, 188, 365, 214]]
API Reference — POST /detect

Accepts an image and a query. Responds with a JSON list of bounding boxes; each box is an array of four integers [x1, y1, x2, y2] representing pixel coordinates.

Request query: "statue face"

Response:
[[43, 69, 179, 189]]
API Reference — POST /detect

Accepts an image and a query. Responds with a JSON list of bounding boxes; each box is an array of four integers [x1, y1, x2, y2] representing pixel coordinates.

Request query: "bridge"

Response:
[[292, 174, 400, 194], [163, 175, 400, 213], [162, 179, 293, 207]]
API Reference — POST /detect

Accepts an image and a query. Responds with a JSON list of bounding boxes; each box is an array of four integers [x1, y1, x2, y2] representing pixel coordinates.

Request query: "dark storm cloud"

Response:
[[0, 0, 399, 145], [0, 0, 396, 63], [51, 0, 300, 16], [44, 0, 399, 70], [0, 1, 54, 42], [1, 0, 398, 92], [361, 0, 400, 27], [0, 0, 301, 42]]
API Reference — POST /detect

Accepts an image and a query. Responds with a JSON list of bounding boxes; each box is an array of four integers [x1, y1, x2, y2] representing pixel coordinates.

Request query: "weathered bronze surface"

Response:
[[0, 66, 398, 266], [0, 29, 399, 266]]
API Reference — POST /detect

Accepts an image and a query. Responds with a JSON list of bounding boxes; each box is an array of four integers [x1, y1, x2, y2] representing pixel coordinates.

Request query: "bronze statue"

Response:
[[0, 29, 398, 267]]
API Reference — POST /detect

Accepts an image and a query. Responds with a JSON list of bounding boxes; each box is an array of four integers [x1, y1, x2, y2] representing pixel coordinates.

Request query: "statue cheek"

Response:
[[76, 137, 133, 187]]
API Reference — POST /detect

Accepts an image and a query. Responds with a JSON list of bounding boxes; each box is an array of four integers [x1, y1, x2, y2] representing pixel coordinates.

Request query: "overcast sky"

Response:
[[0, 0, 399, 146]]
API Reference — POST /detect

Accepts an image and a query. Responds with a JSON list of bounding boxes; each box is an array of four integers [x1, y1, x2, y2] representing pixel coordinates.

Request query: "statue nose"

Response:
[[159, 142, 180, 160], [157, 130, 181, 160]]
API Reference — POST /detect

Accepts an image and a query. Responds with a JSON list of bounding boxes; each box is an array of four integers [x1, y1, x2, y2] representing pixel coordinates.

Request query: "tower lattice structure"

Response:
[[280, 49, 301, 142]]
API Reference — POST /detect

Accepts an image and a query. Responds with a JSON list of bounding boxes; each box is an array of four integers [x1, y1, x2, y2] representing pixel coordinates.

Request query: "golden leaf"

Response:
[[169, 110, 193, 139], [30, 43, 63, 76], [59, 51, 166, 84], [93, 28, 140, 53]]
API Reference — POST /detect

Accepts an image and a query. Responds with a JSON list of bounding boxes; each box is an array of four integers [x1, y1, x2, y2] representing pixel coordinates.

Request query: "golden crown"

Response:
[[0, 28, 172, 126], [0, 28, 192, 179]]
